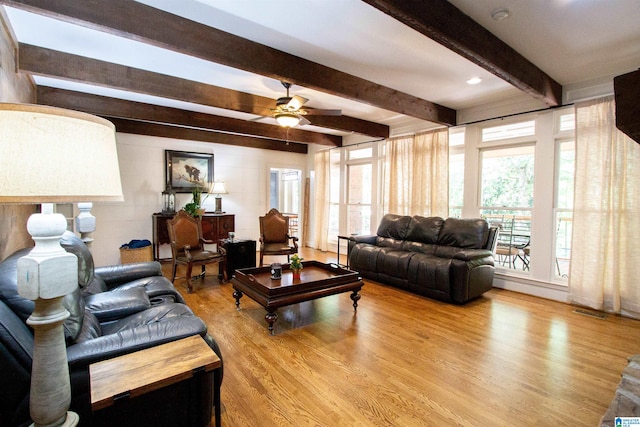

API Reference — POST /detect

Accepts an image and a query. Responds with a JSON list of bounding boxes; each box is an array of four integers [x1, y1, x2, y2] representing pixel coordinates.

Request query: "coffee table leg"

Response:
[[233, 289, 243, 310], [265, 310, 278, 335], [350, 290, 361, 311]]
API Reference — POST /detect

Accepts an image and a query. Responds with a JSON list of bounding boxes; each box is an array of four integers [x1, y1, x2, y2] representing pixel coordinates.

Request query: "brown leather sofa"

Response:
[[349, 214, 498, 304], [0, 233, 222, 426]]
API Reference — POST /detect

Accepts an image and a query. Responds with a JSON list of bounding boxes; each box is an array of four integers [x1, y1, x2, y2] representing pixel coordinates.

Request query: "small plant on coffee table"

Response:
[[290, 254, 303, 278]]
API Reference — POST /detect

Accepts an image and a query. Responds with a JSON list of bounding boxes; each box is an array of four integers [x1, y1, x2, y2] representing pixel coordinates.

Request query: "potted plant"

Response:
[[290, 254, 303, 279], [183, 186, 207, 217]]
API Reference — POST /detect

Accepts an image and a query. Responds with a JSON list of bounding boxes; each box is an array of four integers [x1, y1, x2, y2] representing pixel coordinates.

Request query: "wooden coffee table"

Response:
[[232, 261, 363, 334]]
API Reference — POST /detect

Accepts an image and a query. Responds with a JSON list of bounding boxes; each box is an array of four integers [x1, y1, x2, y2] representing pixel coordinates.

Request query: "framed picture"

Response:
[[165, 150, 213, 193]]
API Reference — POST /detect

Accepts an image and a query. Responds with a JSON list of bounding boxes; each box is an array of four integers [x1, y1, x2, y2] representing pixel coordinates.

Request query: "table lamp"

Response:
[[210, 181, 227, 214], [0, 103, 123, 426]]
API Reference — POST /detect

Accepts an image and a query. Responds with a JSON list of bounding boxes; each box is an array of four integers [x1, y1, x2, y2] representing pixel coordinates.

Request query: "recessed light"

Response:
[[466, 77, 482, 85], [491, 8, 511, 21]]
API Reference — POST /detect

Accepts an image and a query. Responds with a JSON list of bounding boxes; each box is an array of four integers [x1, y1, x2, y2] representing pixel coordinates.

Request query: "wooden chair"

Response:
[[259, 208, 299, 266], [167, 210, 226, 293]]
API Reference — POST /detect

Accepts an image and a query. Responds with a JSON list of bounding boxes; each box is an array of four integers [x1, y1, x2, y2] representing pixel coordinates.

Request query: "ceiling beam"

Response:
[[19, 44, 388, 138], [362, 0, 563, 106], [2, 0, 456, 126], [36, 87, 342, 146], [108, 118, 308, 154]]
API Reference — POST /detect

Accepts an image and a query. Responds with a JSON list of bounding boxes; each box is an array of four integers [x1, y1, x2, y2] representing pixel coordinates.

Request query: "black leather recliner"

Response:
[[60, 231, 184, 305], [0, 238, 223, 426]]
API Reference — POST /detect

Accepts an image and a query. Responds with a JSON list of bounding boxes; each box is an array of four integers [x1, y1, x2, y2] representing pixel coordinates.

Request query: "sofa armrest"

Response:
[[66, 316, 208, 368], [351, 234, 377, 245], [95, 261, 163, 289], [452, 249, 495, 262], [84, 288, 150, 323]]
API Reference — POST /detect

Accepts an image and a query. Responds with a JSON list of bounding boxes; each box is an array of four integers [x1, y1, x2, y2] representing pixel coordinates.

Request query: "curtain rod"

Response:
[[457, 103, 573, 127]]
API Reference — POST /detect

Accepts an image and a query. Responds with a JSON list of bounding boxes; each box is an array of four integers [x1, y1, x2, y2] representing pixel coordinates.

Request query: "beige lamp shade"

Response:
[[0, 103, 123, 203], [210, 181, 228, 195]]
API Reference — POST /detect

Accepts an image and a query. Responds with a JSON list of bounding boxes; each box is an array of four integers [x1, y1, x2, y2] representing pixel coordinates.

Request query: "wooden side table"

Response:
[[90, 335, 222, 427], [336, 235, 355, 268]]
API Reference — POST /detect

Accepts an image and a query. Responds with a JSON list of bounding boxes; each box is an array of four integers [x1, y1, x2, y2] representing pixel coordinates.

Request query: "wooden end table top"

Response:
[[231, 260, 363, 334], [90, 335, 221, 411]]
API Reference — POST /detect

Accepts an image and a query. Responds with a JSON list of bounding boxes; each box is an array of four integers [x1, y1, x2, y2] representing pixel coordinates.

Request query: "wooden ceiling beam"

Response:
[[362, 0, 562, 106], [108, 118, 308, 154], [2, 0, 455, 125], [19, 44, 386, 138], [36, 87, 342, 146]]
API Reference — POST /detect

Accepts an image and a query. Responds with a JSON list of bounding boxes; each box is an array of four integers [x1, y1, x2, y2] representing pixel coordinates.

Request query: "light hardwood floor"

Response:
[[164, 247, 640, 426]]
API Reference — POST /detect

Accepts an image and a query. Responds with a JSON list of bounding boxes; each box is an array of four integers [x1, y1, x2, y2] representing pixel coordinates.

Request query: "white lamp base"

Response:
[[18, 204, 79, 427]]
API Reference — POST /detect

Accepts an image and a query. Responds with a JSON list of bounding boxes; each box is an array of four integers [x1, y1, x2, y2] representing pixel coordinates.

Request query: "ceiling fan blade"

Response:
[[287, 95, 308, 111], [301, 108, 342, 116], [298, 116, 311, 126]]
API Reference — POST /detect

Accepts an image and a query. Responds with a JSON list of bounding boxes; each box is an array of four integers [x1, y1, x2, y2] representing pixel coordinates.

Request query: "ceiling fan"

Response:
[[272, 82, 341, 128]]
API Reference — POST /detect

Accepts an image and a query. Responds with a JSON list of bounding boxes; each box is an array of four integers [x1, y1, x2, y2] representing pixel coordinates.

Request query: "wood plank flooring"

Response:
[[164, 248, 640, 426]]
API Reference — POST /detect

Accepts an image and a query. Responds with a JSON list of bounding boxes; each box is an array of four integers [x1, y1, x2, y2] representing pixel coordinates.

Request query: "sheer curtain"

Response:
[[384, 128, 449, 217], [569, 96, 640, 319], [312, 150, 331, 251]]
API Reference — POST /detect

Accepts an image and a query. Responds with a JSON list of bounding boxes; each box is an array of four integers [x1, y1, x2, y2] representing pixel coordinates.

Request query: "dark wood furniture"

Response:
[[259, 208, 298, 266], [90, 335, 222, 427], [219, 238, 256, 279], [153, 212, 234, 261], [167, 210, 226, 293], [232, 261, 363, 334]]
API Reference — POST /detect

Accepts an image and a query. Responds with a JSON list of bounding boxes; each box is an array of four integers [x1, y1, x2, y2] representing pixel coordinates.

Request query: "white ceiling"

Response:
[[3, 0, 639, 138]]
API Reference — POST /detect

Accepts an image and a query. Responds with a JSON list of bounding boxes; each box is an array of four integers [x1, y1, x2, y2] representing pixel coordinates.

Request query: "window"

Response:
[[554, 139, 575, 279], [482, 120, 535, 142], [480, 144, 535, 272], [346, 157, 372, 235]]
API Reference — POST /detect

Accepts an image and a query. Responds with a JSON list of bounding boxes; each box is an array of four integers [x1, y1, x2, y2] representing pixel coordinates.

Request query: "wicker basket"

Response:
[[119, 245, 153, 264]]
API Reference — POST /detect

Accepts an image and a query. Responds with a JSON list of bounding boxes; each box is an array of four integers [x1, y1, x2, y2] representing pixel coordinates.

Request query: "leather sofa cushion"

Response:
[[436, 218, 489, 249], [375, 236, 404, 249], [101, 303, 198, 336], [376, 214, 411, 240], [74, 310, 102, 343], [406, 216, 445, 244], [84, 287, 150, 323], [407, 253, 453, 293], [402, 241, 437, 254], [379, 250, 414, 279]]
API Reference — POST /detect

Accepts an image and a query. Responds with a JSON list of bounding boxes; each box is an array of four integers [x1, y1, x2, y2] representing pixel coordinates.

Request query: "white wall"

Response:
[[90, 132, 307, 266]]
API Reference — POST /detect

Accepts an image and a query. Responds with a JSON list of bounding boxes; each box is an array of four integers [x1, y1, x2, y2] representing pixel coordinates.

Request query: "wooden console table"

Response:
[[90, 335, 222, 427], [153, 212, 234, 261]]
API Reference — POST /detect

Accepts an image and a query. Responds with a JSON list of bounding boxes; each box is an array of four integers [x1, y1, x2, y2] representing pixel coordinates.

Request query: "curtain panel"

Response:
[[384, 128, 449, 217], [312, 150, 331, 251], [569, 96, 640, 319]]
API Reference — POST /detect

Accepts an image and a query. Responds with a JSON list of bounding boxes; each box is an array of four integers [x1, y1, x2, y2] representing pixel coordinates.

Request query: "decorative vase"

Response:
[[292, 269, 301, 279]]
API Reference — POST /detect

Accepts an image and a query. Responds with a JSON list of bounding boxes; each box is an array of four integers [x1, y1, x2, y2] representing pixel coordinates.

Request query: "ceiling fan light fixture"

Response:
[[275, 112, 301, 128]]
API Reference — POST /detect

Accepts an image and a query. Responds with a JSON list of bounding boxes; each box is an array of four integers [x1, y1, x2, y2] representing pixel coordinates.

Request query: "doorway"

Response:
[[269, 167, 302, 239]]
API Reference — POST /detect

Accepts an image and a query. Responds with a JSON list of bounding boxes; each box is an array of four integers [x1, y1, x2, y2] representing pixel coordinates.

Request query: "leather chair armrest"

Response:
[[84, 288, 150, 323], [95, 261, 163, 289]]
